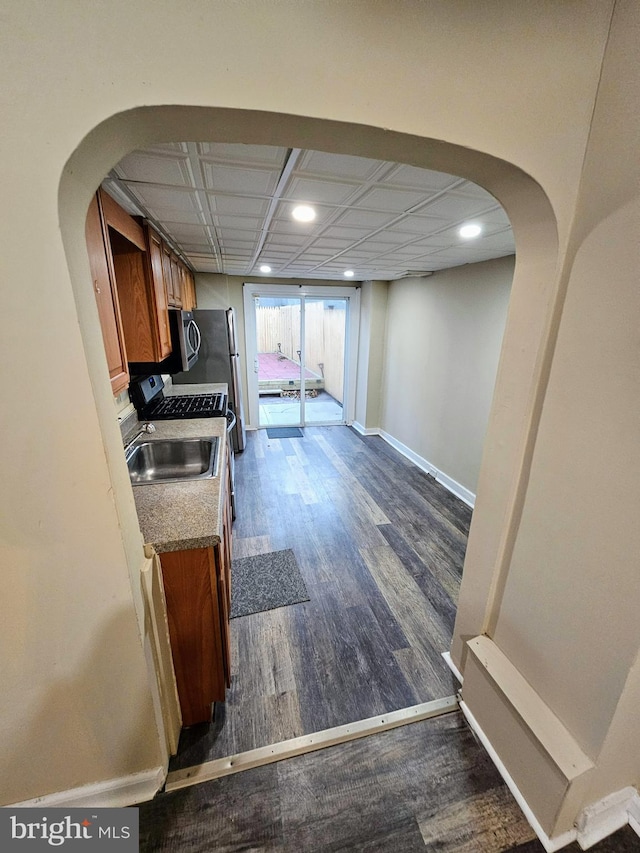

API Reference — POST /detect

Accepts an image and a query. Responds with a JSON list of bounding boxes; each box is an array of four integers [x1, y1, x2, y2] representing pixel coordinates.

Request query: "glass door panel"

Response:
[[304, 297, 346, 424], [256, 296, 302, 427]]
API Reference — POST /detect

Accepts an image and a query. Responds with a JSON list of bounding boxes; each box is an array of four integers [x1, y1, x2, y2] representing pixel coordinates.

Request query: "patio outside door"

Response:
[[243, 284, 359, 430], [255, 295, 303, 427]]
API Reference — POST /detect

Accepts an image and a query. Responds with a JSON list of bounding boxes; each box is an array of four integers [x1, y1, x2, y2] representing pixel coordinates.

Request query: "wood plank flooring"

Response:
[[144, 427, 640, 852], [170, 426, 468, 770], [141, 711, 639, 852]]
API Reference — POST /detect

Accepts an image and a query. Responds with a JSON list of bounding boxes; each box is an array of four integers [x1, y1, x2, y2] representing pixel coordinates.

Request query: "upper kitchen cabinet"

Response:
[[160, 240, 196, 311], [163, 244, 182, 309], [143, 225, 172, 359], [99, 189, 172, 364], [85, 194, 129, 396], [182, 266, 197, 311]]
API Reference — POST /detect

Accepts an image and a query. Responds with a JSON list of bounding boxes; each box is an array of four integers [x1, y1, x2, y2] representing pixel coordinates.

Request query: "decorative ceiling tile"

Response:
[[202, 163, 280, 195], [197, 143, 287, 165], [213, 214, 265, 231], [422, 193, 498, 219], [146, 209, 206, 226], [335, 209, 396, 228], [106, 143, 514, 280], [356, 186, 429, 212], [116, 152, 191, 187], [130, 185, 202, 214], [382, 164, 461, 193], [297, 150, 385, 179], [285, 176, 361, 205], [210, 195, 271, 216]]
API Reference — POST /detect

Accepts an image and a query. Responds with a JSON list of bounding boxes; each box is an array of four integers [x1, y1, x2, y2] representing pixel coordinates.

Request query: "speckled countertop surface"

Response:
[[130, 412, 228, 555]]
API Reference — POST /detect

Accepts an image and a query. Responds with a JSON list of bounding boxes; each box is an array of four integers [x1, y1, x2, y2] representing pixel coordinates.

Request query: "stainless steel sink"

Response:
[[126, 436, 219, 485]]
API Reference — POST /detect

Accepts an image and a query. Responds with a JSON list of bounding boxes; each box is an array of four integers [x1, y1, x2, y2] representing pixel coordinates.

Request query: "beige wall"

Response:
[[2, 0, 636, 834], [355, 281, 389, 430], [380, 257, 513, 495], [486, 0, 640, 805]]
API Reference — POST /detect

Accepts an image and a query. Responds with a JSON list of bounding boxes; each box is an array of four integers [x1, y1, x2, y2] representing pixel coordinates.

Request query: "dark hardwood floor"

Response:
[[171, 426, 469, 770], [144, 427, 639, 852], [142, 711, 639, 852]]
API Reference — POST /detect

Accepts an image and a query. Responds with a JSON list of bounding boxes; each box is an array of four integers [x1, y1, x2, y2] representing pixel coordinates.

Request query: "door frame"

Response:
[[243, 282, 361, 429]]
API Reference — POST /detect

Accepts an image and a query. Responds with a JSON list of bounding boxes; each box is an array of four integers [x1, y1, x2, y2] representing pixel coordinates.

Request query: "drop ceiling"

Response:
[[103, 143, 514, 281]]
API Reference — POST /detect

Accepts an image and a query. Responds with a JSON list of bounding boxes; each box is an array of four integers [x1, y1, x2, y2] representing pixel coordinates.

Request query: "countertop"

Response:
[[129, 388, 229, 554]]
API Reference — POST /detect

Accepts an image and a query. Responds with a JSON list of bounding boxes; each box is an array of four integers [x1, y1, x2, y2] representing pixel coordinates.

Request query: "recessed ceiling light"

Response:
[[459, 223, 482, 239], [292, 204, 316, 222], [259, 264, 272, 273], [344, 270, 355, 278]]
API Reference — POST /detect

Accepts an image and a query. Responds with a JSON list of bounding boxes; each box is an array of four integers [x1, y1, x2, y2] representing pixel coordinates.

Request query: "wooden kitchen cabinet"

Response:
[[160, 240, 196, 311], [143, 224, 172, 359], [177, 264, 196, 311], [159, 470, 233, 726], [182, 266, 197, 311], [165, 248, 183, 309], [104, 193, 173, 364], [85, 194, 129, 395]]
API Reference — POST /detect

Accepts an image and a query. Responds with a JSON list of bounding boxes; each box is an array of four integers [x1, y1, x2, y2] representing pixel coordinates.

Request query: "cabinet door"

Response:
[[183, 266, 197, 311], [179, 264, 190, 310], [146, 227, 172, 359], [161, 241, 180, 308], [169, 254, 183, 309], [161, 241, 174, 306], [160, 547, 226, 726], [85, 194, 129, 395], [169, 252, 182, 308]]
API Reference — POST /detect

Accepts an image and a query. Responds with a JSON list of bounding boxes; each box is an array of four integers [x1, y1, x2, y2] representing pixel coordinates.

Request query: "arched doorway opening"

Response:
[[58, 104, 559, 757]]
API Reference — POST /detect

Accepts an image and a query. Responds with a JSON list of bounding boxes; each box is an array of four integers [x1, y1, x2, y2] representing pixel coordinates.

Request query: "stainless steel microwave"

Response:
[[170, 309, 201, 372]]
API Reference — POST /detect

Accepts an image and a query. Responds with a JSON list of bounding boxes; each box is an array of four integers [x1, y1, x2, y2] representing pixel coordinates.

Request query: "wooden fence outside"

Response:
[[256, 303, 346, 403]]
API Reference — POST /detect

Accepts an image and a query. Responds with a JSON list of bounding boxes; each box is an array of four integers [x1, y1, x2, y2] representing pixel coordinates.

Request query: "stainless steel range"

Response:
[[129, 375, 227, 421]]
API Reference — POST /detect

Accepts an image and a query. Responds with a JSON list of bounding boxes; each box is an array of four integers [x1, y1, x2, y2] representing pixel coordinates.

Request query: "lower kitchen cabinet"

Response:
[[159, 483, 232, 727]]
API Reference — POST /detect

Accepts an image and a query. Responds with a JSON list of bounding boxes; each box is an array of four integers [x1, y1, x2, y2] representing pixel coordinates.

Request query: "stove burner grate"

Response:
[[145, 392, 226, 419]]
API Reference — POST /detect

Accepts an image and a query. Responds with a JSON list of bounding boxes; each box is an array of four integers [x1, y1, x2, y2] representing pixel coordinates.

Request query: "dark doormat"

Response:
[[230, 548, 310, 619], [266, 427, 303, 438]]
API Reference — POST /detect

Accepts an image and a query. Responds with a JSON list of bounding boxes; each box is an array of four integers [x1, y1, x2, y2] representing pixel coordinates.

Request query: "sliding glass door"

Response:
[[244, 284, 359, 429], [303, 297, 346, 425]]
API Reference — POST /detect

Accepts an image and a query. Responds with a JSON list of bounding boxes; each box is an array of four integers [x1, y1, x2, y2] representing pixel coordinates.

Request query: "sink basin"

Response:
[[127, 436, 219, 486]]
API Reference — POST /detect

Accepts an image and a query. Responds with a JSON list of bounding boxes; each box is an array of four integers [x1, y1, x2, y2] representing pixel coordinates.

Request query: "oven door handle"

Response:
[[225, 408, 237, 432]]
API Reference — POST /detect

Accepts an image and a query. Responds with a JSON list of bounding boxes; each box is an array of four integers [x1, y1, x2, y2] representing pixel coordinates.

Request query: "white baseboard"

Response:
[[575, 786, 638, 849], [460, 700, 640, 851], [9, 767, 166, 809], [459, 701, 577, 852], [379, 430, 437, 476], [351, 421, 381, 436], [434, 468, 475, 508], [628, 793, 640, 838], [378, 430, 475, 508], [442, 651, 463, 684]]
